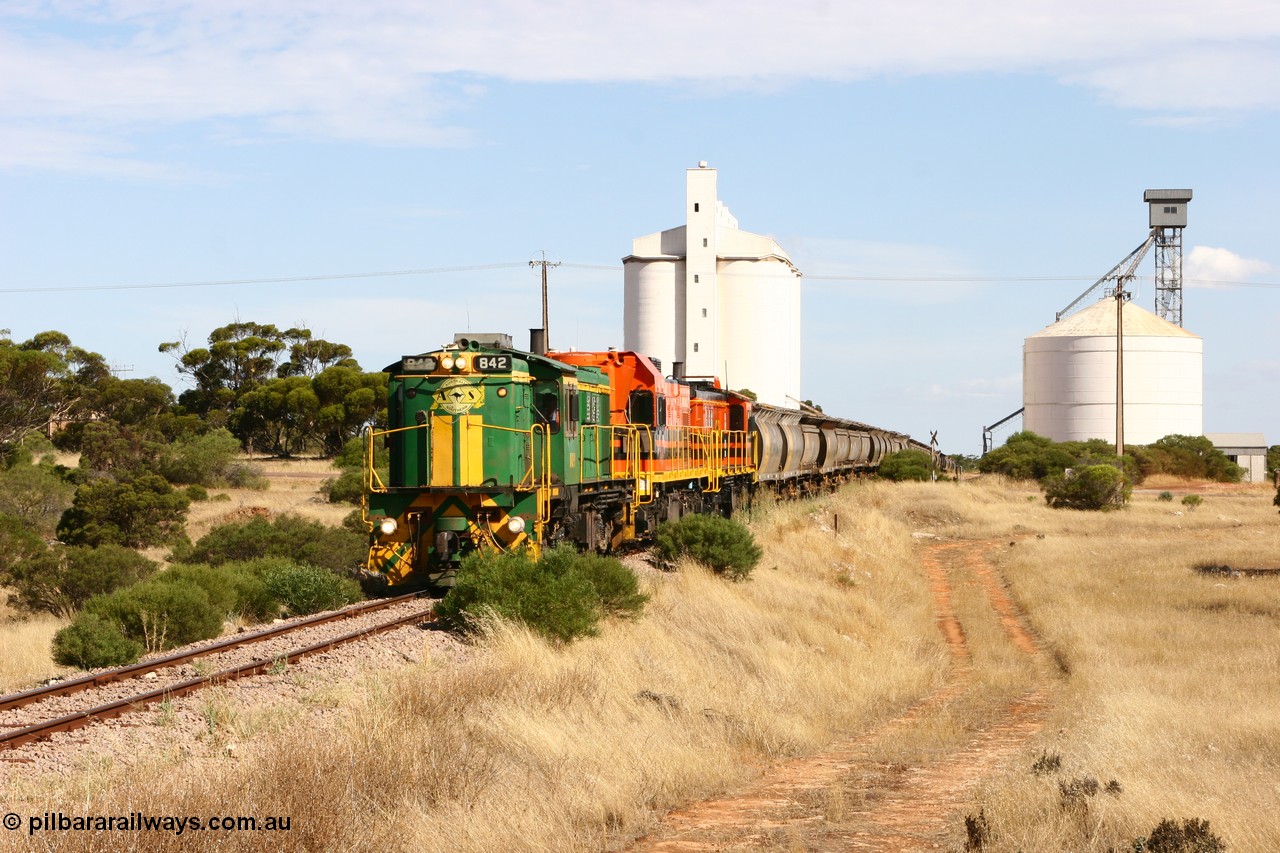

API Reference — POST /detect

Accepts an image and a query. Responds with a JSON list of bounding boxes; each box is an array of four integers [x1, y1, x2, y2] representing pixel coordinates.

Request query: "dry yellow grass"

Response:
[[0, 483, 947, 852], [967, 484, 1280, 852], [3, 476, 1277, 852], [183, 456, 350, 544], [0, 602, 71, 692]]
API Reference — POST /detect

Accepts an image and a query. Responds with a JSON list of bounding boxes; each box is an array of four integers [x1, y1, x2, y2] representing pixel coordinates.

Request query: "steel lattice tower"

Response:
[[1143, 189, 1192, 326], [1153, 225, 1184, 327]]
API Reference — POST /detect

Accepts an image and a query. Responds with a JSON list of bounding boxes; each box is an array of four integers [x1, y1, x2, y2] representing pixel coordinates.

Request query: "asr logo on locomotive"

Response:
[[433, 377, 485, 415]]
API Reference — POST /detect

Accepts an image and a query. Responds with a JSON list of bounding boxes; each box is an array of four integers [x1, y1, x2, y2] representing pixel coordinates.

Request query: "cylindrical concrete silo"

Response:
[[718, 257, 800, 406], [1023, 298, 1202, 445], [623, 259, 685, 373]]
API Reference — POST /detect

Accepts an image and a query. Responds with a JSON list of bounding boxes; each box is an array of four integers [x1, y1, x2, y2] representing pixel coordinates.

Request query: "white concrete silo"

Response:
[[623, 253, 684, 375], [1023, 298, 1202, 445], [719, 255, 801, 404], [622, 163, 802, 406]]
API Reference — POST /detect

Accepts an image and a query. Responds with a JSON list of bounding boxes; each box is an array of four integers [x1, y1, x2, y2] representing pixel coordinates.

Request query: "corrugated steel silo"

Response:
[[1023, 299, 1202, 444]]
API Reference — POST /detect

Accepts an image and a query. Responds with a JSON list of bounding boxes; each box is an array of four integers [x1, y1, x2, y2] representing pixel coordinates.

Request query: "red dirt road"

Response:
[[629, 539, 1054, 852]]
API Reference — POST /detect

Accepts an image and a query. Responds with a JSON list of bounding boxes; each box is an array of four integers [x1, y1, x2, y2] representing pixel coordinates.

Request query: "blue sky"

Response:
[[2, 1, 1278, 455]]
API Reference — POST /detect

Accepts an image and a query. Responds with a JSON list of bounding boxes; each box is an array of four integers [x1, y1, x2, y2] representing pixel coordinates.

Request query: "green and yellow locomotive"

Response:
[[362, 333, 753, 587], [364, 333, 596, 586]]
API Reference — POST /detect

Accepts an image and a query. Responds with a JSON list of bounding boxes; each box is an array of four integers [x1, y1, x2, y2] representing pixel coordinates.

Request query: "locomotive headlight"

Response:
[[379, 518, 398, 536], [507, 517, 526, 534], [441, 356, 455, 369], [454, 356, 468, 370]]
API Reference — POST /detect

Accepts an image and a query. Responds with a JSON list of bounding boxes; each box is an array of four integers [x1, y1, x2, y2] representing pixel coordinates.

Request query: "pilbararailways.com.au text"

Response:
[[4, 811, 291, 836]]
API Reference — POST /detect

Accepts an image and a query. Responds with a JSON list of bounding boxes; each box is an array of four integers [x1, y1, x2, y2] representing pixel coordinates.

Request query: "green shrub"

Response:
[[978, 431, 1078, 481], [76, 420, 164, 476], [1043, 465, 1131, 510], [435, 547, 603, 643], [5, 544, 158, 617], [52, 613, 144, 669], [653, 514, 762, 580], [1136, 435, 1243, 483], [325, 469, 364, 504], [539, 547, 648, 617], [326, 435, 387, 504], [181, 514, 366, 572], [156, 429, 241, 486], [184, 484, 210, 502], [154, 560, 281, 623], [219, 559, 286, 621], [333, 436, 367, 469], [57, 473, 190, 547], [878, 448, 935, 482], [1158, 491, 1174, 502], [1181, 494, 1203, 511], [85, 579, 224, 652], [0, 512, 47, 581], [262, 562, 362, 616], [0, 458, 75, 536]]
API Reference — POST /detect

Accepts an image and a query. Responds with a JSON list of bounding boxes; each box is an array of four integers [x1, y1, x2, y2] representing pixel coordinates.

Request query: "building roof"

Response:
[[1205, 432, 1267, 449], [1029, 298, 1200, 339], [1144, 189, 1193, 202]]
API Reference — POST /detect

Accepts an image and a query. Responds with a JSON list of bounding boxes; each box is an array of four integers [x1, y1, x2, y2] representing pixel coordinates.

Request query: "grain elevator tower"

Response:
[[1144, 189, 1192, 326], [623, 163, 802, 406]]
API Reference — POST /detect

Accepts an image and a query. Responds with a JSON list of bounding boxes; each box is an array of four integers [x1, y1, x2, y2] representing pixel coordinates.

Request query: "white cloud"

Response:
[[3, 1, 1280, 173], [1185, 245, 1273, 287]]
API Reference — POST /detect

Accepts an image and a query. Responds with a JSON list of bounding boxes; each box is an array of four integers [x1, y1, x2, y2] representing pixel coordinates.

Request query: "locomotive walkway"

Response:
[[629, 538, 1058, 852]]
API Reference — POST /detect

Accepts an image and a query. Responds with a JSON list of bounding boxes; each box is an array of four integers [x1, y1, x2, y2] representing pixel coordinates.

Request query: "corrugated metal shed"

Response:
[[1205, 432, 1269, 483]]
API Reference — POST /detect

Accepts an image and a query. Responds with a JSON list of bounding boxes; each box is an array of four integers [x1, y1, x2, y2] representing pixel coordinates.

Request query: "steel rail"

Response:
[[0, 593, 425, 714], [0, 606, 434, 752]]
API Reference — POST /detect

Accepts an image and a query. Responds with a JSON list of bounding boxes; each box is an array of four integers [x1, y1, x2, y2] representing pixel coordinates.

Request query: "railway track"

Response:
[[0, 594, 435, 753]]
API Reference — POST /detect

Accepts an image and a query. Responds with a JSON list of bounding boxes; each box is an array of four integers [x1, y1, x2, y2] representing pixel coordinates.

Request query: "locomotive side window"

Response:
[[565, 388, 579, 439], [729, 406, 744, 432], [535, 388, 561, 434], [629, 390, 654, 425]]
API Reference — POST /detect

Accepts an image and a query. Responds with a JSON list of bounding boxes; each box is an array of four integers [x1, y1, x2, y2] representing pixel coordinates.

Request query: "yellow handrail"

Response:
[[366, 417, 542, 494], [365, 417, 760, 506]]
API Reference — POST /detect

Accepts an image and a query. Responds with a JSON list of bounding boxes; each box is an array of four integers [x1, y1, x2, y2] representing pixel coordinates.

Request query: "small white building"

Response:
[[623, 163, 802, 406], [1204, 433, 1269, 483], [1023, 298, 1203, 445]]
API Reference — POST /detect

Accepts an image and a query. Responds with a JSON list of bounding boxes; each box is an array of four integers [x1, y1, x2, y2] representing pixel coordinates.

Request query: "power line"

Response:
[[5, 262, 1279, 294], [0, 263, 528, 294]]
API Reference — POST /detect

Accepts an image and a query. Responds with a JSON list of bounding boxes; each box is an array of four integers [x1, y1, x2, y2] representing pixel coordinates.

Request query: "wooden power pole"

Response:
[[529, 251, 561, 349]]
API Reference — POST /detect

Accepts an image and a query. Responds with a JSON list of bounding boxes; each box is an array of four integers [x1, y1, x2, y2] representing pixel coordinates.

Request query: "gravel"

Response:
[[0, 599, 467, 782]]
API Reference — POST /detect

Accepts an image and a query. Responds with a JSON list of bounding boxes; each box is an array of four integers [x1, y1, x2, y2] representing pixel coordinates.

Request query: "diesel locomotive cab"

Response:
[[362, 333, 616, 588], [363, 334, 548, 587]]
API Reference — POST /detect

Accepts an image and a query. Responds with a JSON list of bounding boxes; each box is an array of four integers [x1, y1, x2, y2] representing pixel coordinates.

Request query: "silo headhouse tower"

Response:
[[623, 162, 802, 407]]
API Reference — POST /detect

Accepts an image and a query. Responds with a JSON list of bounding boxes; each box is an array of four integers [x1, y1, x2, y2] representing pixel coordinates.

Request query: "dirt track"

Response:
[[630, 539, 1055, 852]]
